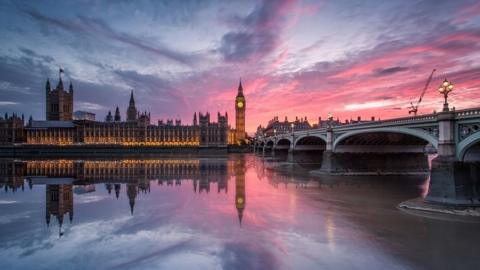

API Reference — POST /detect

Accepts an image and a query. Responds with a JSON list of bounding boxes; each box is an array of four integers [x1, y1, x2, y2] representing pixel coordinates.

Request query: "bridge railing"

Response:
[[454, 107, 480, 119], [332, 113, 437, 132], [257, 107, 480, 141]]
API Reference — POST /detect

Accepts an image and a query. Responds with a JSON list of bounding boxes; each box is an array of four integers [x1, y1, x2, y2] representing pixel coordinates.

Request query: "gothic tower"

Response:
[[46, 69, 73, 121], [235, 79, 246, 144], [127, 90, 138, 122], [114, 106, 121, 122]]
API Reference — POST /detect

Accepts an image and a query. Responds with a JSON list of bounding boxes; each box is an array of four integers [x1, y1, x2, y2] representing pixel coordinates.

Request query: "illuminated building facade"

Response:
[[0, 77, 251, 147], [20, 85, 229, 147]]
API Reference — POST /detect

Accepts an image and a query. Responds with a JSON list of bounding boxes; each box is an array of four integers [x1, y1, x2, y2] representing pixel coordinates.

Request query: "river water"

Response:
[[0, 154, 479, 270]]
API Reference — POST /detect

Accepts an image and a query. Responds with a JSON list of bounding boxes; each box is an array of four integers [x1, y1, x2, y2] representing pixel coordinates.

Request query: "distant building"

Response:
[[260, 116, 312, 137], [74, 111, 95, 121], [0, 113, 24, 144]]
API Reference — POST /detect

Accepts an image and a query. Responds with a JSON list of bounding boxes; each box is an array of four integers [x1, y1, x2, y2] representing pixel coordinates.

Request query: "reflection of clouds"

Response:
[[0, 215, 226, 270], [0, 211, 31, 225], [75, 195, 106, 204], [0, 200, 17, 204], [219, 242, 279, 270]]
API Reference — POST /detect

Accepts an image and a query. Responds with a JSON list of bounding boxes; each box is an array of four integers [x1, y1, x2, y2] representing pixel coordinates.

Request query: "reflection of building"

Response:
[[0, 160, 25, 192], [46, 184, 73, 236], [1, 158, 235, 228], [235, 156, 246, 225]]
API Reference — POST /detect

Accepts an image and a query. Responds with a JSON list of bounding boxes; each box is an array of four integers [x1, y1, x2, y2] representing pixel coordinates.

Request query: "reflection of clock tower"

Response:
[[235, 79, 246, 144], [235, 156, 246, 225]]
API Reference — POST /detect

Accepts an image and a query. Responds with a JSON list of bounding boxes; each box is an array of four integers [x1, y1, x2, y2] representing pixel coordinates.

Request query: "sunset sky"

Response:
[[1, 0, 479, 133]]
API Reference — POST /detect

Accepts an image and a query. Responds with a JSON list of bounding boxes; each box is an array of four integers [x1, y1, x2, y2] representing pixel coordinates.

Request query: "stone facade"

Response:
[[1, 77, 247, 147], [18, 86, 229, 147], [0, 113, 24, 144], [235, 80, 246, 143], [46, 76, 73, 121]]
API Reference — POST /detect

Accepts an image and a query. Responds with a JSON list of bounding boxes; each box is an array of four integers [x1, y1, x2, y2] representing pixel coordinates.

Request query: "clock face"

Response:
[[237, 197, 244, 204], [237, 101, 244, 108]]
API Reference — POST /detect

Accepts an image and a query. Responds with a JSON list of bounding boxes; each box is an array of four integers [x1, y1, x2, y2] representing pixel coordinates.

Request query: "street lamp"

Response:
[[290, 123, 295, 148], [438, 79, 454, 112]]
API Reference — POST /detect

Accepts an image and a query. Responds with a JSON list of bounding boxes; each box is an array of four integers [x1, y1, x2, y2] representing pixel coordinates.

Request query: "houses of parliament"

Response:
[[0, 72, 248, 147]]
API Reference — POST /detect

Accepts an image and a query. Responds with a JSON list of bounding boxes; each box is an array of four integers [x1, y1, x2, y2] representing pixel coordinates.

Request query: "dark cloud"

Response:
[[112, 69, 191, 115], [18, 47, 55, 63], [373, 66, 409, 77], [217, 0, 295, 62], [23, 9, 197, 65], [437, 39, 478, 51]]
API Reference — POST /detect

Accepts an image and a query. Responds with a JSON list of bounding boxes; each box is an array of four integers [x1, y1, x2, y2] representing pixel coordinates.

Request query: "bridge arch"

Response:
[[265, 140, 274, 148], [457, 132, 480, 161], [276, 138, 291, 147], [333, 127, 438, 153], [293, 134, 327, 148]]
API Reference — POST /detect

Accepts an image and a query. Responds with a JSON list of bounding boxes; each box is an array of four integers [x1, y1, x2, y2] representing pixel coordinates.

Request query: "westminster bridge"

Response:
[[254, 107, 480, 206]]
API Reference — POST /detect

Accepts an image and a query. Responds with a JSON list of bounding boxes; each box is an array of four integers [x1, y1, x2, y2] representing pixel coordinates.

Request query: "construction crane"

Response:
[[409, 69, 436, 116]]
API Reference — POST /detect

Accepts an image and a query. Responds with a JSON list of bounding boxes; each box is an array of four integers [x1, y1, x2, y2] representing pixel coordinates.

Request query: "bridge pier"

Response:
[[425, 111, 480, 206]]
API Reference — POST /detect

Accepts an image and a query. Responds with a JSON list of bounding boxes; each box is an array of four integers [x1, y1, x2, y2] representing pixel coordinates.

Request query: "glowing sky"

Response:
[[1, 0, 480, 133]]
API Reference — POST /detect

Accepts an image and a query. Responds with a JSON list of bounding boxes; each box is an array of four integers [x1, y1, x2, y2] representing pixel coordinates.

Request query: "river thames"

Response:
[[0, 154, 479, 270]]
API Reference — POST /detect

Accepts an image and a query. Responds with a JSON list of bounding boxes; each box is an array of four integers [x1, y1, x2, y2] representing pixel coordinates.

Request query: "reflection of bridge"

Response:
[[254, 108, 480, 206]]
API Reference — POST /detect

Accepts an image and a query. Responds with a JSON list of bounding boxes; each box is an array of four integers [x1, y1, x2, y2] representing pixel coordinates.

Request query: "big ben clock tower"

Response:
[[235, 79, 246, 144]]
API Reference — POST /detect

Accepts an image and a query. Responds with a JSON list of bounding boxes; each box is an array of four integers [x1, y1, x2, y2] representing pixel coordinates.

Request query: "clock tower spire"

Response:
[[235, 79, 246, 144]]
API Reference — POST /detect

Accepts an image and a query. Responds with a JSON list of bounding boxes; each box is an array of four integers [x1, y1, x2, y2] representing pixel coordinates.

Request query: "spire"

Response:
[[46, 79, 51, 92], [57, 68, 64, 90], [114, 106, 121, 121], [237, 78, 244, 96], [129, 90, 135, 105], [69, 81, 73, 93], [57, 77, 64, 90]]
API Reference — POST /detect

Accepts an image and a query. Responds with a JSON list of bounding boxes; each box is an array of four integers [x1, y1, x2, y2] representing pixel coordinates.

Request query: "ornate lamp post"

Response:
[[327, 112, 333, 128], [438, 79, 454, 112], [291, 122, 295, 146]]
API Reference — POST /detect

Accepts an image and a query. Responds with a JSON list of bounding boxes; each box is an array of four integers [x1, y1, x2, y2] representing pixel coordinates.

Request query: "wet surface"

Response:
[[0, 154, 479, 270]]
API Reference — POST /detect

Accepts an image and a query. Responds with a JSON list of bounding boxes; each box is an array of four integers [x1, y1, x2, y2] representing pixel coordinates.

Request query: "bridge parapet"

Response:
[[454, 107, 480, 119]]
